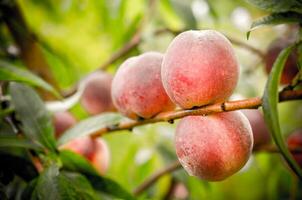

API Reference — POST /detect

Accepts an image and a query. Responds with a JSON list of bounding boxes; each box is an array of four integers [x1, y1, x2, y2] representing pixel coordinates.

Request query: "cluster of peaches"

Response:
[[54, 30, 301, 181]]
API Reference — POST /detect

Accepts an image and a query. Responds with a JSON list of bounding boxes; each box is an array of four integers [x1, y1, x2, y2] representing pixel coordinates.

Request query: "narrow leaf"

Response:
[[262, 44, 302, 179], [246, 0, 302, 13], [0, 135, 43, 150], [60, 150, 135, 200], [9, 82, 57, 152], [31, 164, 96, 200], [0, 60, 59, 97], [58, 113, 124, 145], [247, 12, 302, 39]]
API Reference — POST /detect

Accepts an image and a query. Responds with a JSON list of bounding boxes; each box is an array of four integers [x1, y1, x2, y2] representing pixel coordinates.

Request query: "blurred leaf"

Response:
[[21, 179, 37, 200], [58, 112, 124, 145], [0, 153, 38, 184], [246, 0, 302, 13], [0, 135, 43, 150], [247, 12, 302, 39], [170, 0, 197, 29], [262, 44, 302, 179], [60, 150, 136, 200], [30, 164, 96, 200], [0, 183, 8, 200], [9, 82, 57, 152], [0, 60, 60, 97], [206, 0, 219, 20]]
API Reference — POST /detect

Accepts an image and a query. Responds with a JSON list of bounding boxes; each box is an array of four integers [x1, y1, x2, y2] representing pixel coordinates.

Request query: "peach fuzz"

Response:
[[162, 30, 239, 109], [175, 111, 253, 181], [111, 52, 175, 119], [81, 71, 115, 115]]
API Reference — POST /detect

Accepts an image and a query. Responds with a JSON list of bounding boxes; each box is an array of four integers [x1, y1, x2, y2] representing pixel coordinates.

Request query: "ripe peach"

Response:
[[175, 111, 253, 181], [265, 37, 298, 84], [286, 129, 302, 167], [162, 30, 239, 109], [53, 111, 77, 138], [81, 71, 115, 115], [60, 136, 110, 175], [241, 110, 271, 148], [111, 52, 175, 119]]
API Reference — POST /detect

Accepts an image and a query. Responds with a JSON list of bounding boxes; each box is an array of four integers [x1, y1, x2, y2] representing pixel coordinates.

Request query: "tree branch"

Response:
[[133, 145, 302, 196], [133, 160, 182, 196], [91, 89, 302, 138]]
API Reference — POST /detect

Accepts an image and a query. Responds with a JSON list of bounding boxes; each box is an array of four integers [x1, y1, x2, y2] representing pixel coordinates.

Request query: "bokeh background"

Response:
[[2, 0, 302, 199]]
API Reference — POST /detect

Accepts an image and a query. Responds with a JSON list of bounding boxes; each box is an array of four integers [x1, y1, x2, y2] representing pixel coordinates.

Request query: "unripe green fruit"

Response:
[[175, 111, 253, 181], [162, 30, 239, 109], [286, 129, 302, 167], [265, 37, 298, 85], [111, 52, 175, 119], [81, 71, 115, 115], [60, 136, 110, 175]]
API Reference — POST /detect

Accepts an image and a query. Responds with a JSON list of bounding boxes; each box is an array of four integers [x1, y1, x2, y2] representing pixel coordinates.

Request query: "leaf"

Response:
[[30, 165, 96, 200], [0, 135, 43, 151], [0, 60, 59, 97], [262, 44, 302, 179], [247, 12, 302, 39], [60, 150, 135, 200], [9, 82, 57, 152], [58, 112, 124, 145], [246, 0, 302, 13]]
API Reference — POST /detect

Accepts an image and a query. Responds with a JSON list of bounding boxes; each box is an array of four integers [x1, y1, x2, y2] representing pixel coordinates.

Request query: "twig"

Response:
[[91, 89, 302, 138], [133, 160, 182, 196], [133, 145, 302, 196], [1, 3, 60, 100]]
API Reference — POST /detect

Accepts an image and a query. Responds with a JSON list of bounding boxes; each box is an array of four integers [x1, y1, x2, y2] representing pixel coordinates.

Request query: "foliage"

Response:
[[0, 0, 301, 199]]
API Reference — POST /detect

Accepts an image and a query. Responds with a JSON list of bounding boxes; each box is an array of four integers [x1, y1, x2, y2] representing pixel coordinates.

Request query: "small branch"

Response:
[[91, 89, 302, 138], [133, 160, 182, 196], [1, 3, 60, 100], [133, 145, 302, 196]]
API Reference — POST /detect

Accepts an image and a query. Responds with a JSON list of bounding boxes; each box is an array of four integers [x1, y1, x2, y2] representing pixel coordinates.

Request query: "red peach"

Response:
[[265, 37, 298, 85], [162, 30, 239, 109], [53, 111, 77, 138], [286, 129, 302, 167], [60, 136, 110, 175], [81, 71, 115, 115], [241, 110, 271, 148], [175, 111, 253, 181], [111, 52, 175, 119]]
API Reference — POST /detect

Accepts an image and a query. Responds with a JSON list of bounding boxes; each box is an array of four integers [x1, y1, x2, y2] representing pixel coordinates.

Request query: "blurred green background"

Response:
[[2, 0, 302, 199]]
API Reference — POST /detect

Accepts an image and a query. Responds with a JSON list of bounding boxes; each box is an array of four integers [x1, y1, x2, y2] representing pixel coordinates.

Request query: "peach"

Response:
[[241, 110, 271, 148], [111, 52, 175, 119], [265, 37, 298, 84], [60, 136, 110, 175], [53, 111, 77, 138], [286, 129, 302, 167], [175, 111, 253, 181], [162, 30, 239, 109], [81, 71, 115, 115]]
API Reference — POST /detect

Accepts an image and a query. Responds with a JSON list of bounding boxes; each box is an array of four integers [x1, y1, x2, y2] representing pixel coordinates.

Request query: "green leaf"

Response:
[[0, 135, 43, 151], [58, 112, 124, 145], [247, 12, 302, 39], [246, 0, 302, 13], [262, 44, 302, 179], [9, 82, 57, 152], [30, 164, 96, 200], [0, 60, 59, 97], [60, 150, 135, 200]]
